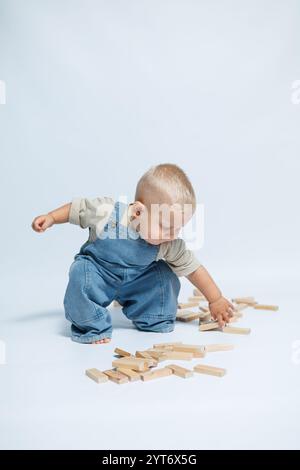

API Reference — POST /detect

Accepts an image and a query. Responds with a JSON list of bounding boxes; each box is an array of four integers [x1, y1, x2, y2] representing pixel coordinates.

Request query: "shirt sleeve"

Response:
[[69, 197, 114, 232], [157, 239, 202, 277]]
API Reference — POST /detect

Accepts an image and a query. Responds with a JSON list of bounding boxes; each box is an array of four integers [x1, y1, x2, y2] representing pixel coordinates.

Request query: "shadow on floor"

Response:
[[12, 307, 133, 337]]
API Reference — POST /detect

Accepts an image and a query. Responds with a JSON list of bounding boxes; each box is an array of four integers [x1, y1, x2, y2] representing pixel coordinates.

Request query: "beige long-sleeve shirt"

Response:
[[69, 197, 201, 277]]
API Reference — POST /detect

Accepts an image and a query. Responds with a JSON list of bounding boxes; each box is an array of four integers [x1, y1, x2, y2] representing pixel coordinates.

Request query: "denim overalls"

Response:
[[63, 201, 181, 343]]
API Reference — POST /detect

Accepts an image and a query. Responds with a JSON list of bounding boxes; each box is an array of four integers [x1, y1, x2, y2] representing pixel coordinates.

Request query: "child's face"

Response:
[[131, 202, 193, 245]]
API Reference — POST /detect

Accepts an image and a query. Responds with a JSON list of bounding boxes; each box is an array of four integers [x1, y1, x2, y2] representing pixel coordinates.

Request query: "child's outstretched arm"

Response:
[[187, 266, 235, 327], [31, 203, 71, 233]]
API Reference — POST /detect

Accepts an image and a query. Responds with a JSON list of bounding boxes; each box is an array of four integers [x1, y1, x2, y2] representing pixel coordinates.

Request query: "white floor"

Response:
[[0, 273, 299, 450]]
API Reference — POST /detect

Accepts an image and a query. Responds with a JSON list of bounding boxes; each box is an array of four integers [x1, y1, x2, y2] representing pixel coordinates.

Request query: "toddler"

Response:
[[32, 164, 234, 344]]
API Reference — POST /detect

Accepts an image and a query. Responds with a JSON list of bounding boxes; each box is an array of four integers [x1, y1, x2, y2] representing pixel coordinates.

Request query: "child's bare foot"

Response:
[[93, 338, 111, 344]]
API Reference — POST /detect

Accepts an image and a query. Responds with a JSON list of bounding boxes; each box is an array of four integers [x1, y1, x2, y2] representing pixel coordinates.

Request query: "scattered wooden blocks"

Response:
[[85, 368, 109, 384], [204, 344, 234, 353], [114, 347, 132, 357], [103, 369, 129, 384], [254, 304, 279, 311], [176, 310, 201, 322], [115, 368, 141, 382], [112, 357, 150, 372], [166, 364, 193, 378], [222, 326, 251, 335], [194, 364, 226, 377], [141, 367, 173, 382]]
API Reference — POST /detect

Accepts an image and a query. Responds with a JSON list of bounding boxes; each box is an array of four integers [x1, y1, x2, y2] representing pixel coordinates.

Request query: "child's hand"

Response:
[[31, 214, 55, 233], [209, 296, 235, 328]]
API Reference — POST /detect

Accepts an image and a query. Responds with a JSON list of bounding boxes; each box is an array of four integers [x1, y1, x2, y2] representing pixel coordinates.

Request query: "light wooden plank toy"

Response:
[[199, 321, 220, 331], [188, 296, 205, 302], [141, 367, 173, 382], [114, 347, 132, 357], [135, 351, 158, 366], [176, 310, 201, 322], [166, 364, 193, 378], [155, 343, 206, 358], [145, 350, 169, 362], [222, 326, 251, 335], [85, 368, 109, 383], [103, 369, 129, 384], [115, 368, 140, 382], [112, 357, 150, 372], [254, 304, 279, 311], [148, 349, 193, 360], [194, 364, 226, 377], [232, 297, 257, 306], [153, 341, 182, 347], [178, 301, 200, 309], [199, 322, 251, 335]]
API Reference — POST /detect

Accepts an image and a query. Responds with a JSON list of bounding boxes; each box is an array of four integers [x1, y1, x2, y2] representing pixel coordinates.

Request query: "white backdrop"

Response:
[[0, 0, 300, 450]]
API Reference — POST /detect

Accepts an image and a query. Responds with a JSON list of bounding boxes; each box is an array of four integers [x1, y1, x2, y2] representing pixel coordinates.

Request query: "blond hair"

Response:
[[135, 163, 196, 211]]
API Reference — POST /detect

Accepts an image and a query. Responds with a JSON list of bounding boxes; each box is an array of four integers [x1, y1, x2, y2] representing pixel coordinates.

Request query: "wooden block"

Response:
[[198, 311, 211, 324], [188, 296, 206, 302], [112, 357, 149, 371], [254, 304, 279, 311], [103, 369, 129, 384], [146, 350, 169, 362], [151, 349, 193, 360], [135, 351, 157, 366], [204, 344, 234, 352], [178, 301, 199, 309], [172, 344, 205, 354], [194, 364, 226, 377], [199, 321, 219, 331], [85, 368, 109, 384], [176, 310, 201, 322], [114, 347, 132, 357], [166, 364, 193, 378], [199, 306, 209, 313], [116, 368, 141, 382], [232, 311, 243, 318], [153, 342, 182, 348], [234, 303, 249, 311], [232, 297, 257, 306], [141, 367, 173, 382], [222, 326, 251, 335]]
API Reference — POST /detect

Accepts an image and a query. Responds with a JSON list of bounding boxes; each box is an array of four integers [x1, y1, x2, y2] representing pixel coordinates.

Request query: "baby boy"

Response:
[[32, 164, 234, 344]]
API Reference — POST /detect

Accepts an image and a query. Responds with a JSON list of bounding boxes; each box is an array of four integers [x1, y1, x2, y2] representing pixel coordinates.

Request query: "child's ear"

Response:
[[132, 201, 145, 218]]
